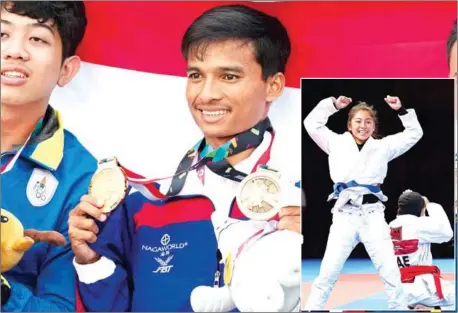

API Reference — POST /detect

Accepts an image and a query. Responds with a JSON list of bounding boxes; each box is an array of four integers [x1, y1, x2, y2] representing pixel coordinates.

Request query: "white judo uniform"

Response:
[[389, 202, 455, 310], [302, 97, 423, 310]]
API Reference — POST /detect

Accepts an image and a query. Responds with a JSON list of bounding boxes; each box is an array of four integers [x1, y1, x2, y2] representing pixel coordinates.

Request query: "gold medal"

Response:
[[236, 165, 282, 221], [88, 158, 128, 213]]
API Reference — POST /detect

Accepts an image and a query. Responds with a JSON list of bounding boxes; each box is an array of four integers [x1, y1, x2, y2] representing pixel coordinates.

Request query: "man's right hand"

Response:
[[68, 195, 107, 265]]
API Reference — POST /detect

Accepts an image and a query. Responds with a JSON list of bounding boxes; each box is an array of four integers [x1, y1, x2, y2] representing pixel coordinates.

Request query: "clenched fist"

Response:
[[334, 96, 352, 109], [384, 95, 402, 111]]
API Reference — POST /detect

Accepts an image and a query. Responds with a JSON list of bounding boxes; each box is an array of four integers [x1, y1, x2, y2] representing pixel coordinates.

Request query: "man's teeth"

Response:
[[2, 71, 26, 78], [202, 110, 227, 116]]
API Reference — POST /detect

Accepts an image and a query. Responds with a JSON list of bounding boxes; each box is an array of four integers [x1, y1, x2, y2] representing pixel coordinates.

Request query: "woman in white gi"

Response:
[[303, 95, 423, 310]]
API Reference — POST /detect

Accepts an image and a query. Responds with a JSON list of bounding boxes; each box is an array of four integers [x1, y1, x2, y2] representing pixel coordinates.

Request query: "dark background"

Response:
[[301, 79, 455, 259]]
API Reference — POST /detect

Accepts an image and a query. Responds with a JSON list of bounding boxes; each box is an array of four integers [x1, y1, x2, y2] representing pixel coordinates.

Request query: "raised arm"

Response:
[[416, 198, 453, 244], [382, 96, 423, 161], [303, 96, 350, 154]]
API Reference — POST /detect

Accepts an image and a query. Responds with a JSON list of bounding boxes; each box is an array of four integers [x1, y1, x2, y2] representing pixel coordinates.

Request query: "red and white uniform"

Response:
[[389, 202, 455, 309]]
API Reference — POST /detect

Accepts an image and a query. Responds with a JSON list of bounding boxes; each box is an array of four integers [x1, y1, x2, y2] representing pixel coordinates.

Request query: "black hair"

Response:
[[181, 4, 291, 80], [2, 1, 87, 61], [446, 19, 457, 66], [397, 190, 425, 217]]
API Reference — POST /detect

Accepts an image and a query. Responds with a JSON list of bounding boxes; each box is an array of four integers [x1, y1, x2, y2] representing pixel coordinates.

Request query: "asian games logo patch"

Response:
[[26, 168, 59, 207]]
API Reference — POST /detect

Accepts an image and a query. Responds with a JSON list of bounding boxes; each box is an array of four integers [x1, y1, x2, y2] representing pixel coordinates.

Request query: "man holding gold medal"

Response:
[[1, 2, 96, 311], [69, 4, 301, 312]]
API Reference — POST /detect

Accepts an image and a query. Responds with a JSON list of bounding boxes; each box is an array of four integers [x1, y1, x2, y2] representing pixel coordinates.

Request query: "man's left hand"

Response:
[[278, 206, 300, 233]]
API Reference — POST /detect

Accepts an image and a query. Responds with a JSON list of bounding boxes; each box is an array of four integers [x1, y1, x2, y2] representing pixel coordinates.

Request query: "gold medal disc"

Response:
[[89, 167, 128, 213]]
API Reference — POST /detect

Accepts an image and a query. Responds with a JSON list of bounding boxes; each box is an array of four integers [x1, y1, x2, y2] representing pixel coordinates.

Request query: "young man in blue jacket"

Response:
[[1, 2, 97, 311], [69, 4, 301, 311]]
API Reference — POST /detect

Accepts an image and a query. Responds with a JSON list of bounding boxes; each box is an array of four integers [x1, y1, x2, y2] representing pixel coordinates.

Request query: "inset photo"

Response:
[[300, 78, 455, 311]]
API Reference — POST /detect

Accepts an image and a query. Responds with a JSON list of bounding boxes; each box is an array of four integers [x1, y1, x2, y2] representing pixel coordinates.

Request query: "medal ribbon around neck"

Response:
[[0, 119, 43, 174], [120, 118, 274, 199]]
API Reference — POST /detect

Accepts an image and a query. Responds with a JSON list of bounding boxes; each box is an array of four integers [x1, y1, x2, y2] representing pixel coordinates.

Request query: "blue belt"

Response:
[[332, 180, 381, 197]]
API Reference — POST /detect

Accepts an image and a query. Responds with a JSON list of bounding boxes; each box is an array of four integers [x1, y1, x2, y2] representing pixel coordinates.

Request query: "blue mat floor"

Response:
[[302, 259, 455, 311]]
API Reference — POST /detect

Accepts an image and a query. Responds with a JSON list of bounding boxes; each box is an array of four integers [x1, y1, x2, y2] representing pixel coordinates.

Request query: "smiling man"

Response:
[[1, 2, 97, 311], [68, 4, 302, 312]]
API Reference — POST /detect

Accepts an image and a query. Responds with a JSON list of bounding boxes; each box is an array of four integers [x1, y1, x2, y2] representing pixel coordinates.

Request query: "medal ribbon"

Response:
[[1, 114, 46, 174], [1, 132, 33, 174], [120, 118, 274, 199]]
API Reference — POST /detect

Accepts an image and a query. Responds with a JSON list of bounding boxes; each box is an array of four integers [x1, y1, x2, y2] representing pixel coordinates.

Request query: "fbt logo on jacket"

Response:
[[142, 234, 188, 274]]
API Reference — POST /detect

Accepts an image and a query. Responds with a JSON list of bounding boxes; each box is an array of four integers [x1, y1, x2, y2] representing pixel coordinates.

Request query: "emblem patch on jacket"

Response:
[[27, 168, 59, 207]]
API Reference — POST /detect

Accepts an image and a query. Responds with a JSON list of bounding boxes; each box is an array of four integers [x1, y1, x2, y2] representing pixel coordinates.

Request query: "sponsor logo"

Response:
[[142, 234, 188, 274]]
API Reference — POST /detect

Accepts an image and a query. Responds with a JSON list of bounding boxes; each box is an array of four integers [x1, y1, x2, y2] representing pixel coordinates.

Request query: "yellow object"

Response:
[[29, 111, 65, 171], [0, 209, 34, 272], [1, 274, 10, 288], [223, 253, 233, 285]]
